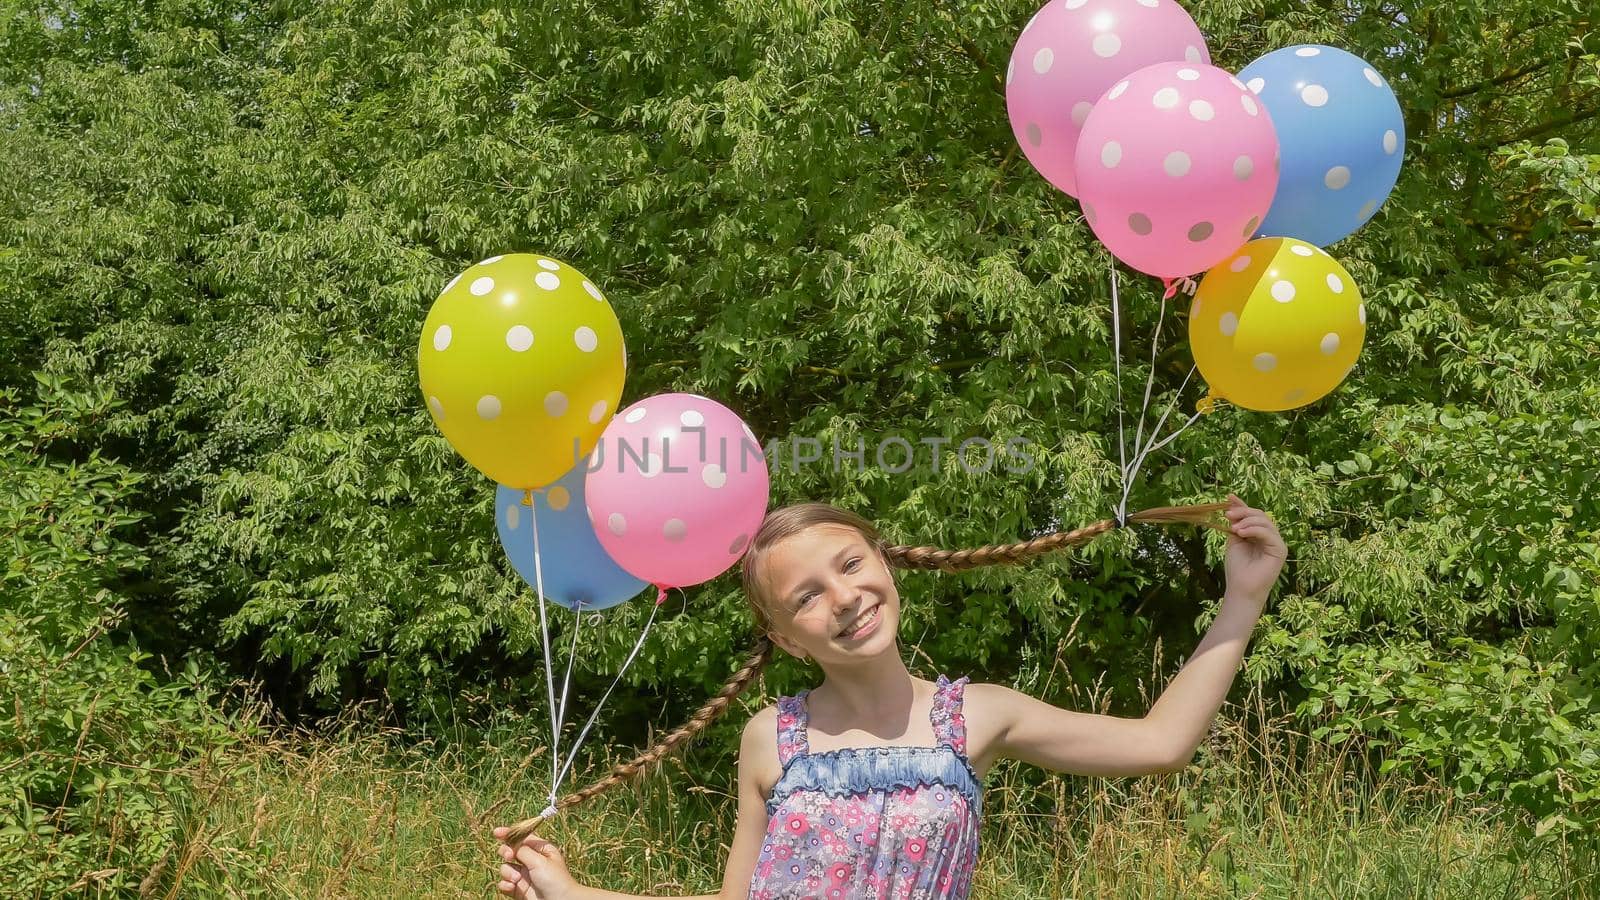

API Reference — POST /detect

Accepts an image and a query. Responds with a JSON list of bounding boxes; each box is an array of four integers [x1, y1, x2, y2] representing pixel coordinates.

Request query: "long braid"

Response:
[[501, 502, 1226, 842], [888, 503, 1228, 571], [501, 635, 773, 845]]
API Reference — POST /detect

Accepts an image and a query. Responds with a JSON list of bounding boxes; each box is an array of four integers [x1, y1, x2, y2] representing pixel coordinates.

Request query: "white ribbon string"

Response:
[[1110, 261, 1129, 524], [554, 592, 586, 750], [1130, 407, 1205, 475], [1126, 361, 1203, 512], [527, 498, 562, 812], [1110, 263, 1209, 521], [1130, 291, 1168, 473], [1140, 363, 1197, 461], [551, 598, 661, 792]]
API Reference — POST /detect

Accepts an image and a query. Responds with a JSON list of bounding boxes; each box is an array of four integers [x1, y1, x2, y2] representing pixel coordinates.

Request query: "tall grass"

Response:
[[128, 682, 1597, 900]]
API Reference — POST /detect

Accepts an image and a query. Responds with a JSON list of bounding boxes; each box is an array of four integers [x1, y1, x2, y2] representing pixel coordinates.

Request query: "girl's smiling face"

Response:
[[758, 523, 901, 665]]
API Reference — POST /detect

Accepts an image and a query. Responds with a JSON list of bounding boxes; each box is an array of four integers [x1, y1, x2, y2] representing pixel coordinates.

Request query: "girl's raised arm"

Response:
[[971, 497, 1284, 779], [496, 705, 778, 900]]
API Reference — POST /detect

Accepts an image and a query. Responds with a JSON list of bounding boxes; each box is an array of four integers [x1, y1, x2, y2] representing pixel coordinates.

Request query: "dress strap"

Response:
[[775, 691, 811, 766], [930, 675, 971, 757]]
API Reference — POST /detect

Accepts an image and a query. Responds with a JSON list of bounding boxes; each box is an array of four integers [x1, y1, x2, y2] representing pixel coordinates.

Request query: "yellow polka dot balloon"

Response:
[[418, 253, 626, 490], [1188, 237, 1365, 412]]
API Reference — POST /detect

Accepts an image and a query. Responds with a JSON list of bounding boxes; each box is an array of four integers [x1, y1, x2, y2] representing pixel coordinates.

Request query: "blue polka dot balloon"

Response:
[[495, 467, 647, 612], [1238, 45, 1405, 247]]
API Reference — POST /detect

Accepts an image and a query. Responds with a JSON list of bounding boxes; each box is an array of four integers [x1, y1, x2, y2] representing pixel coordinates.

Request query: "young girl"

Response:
[[493, 494, 1285, 899]]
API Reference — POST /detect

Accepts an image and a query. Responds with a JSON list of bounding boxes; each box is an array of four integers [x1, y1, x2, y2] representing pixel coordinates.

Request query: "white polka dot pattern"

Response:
[[505, 325, 533, 351], [1092, 33, 1121, 58]]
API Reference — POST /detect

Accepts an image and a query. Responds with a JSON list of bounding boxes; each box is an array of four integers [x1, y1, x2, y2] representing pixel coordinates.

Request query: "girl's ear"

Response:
[[767, 629, 809, 662]]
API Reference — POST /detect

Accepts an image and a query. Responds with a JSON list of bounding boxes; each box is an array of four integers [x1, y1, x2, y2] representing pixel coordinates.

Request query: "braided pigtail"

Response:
[[888, 503, 1228, 571], [501, 635, 773, 845]]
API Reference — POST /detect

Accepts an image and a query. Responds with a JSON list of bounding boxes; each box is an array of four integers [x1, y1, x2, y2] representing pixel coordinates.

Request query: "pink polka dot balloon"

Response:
[[584, 393, 769, 591], [1075, 62, 1281, 280], [1006, 0, 1210, 198]]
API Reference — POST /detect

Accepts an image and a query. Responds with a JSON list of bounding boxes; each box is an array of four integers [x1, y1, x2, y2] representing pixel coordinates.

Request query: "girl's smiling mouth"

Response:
[[838, 604, 882, 640]]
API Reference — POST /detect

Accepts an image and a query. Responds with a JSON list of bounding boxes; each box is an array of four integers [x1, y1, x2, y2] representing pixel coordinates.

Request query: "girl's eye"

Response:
[[845, 557, 862, 572], [798, 592, 818, 607]]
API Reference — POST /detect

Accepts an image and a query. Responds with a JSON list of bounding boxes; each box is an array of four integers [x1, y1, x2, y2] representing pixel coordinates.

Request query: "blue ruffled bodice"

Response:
[[765, 745, 983, 818]]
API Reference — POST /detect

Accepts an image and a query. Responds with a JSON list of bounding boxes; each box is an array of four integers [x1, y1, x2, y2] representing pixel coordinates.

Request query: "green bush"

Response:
[[0, 377, 246, 896]]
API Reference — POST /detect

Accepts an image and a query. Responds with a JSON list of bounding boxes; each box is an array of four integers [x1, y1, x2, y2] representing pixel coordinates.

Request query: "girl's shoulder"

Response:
[[743, 700, 780, 735], [952, 680, 1024, 732], [739, 702, 785, 792]]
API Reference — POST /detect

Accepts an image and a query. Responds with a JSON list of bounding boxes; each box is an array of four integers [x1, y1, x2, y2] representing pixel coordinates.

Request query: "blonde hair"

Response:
[[501, 501, 1224, 843]]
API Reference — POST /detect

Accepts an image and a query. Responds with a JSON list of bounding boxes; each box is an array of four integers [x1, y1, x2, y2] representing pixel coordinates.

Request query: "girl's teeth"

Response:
[[849, 608, 878, 636]]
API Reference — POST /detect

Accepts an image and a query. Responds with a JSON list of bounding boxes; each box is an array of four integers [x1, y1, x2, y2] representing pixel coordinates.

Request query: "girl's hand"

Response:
[[1221, 494, 1286, 602], [493, 826, 581, 900]]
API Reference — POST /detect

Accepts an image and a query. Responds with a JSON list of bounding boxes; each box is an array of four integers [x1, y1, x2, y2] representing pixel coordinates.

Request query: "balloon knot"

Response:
[[654, 585, 669, 607], [1196, 395, 1227, 415], [521, 489, 534, 506], [1162, 276, 1198, 300]]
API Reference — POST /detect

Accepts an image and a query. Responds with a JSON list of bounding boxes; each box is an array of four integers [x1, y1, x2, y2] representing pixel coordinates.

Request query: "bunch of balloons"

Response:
[[417, 252, 770, 610], [1006, 0, 1403, 412]]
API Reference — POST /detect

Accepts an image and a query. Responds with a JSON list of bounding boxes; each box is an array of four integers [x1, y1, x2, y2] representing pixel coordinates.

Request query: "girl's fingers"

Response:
[[515, 843, 559, 869], [496, 882, 518, 898], [1231, 514, 1272, 534], [1226, 503, 1265, 523], [500, 863, 524, 883]]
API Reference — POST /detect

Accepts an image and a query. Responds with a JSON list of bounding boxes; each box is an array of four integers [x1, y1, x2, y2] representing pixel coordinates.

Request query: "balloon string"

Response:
[[527, 493, 562, 812], [553, 593, 586, 757], [1129, 289, 1169, 481], [550, 598, 662, 793], [1119, 364, 1199, 517], [1125, 406, 1205, 488], [1110, 260, 1129, 526]]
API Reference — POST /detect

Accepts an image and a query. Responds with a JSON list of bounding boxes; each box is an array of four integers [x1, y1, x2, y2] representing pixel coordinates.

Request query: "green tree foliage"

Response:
[[1, 0, 1596, 835]]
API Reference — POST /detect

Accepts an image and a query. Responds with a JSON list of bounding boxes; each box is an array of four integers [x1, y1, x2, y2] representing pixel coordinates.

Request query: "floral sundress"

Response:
[[747, 675, 982, 900]]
